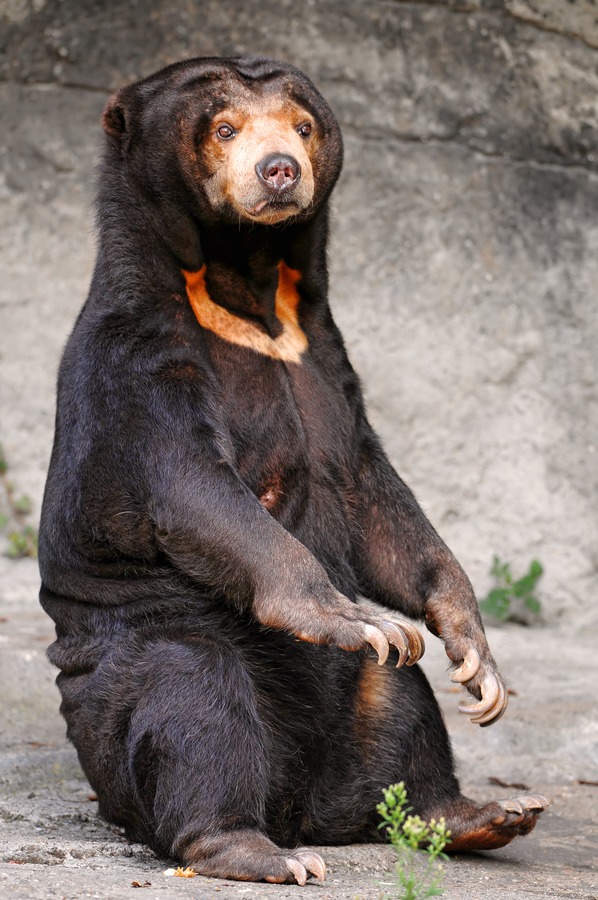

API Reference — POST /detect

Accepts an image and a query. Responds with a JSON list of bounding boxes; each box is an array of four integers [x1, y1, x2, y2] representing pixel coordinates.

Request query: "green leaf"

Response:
[[6, 532, 26, 558], [479, 588, 511, 619], [529, 560, 543, 578], [482, 556, 544, 623], [490, 556, 511, 582], [5, 526, 38, 559], [511, 575, 537, 597], [524, 595, 541, 614]]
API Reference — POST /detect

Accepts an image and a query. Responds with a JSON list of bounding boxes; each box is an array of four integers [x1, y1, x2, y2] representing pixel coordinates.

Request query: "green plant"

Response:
[[0, 443, 38, 559], [478, 556, 543, 623], [377, 782, 450, 900]]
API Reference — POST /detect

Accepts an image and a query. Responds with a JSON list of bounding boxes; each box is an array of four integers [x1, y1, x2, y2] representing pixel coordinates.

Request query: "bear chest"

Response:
[[204, 332, 358, 526]]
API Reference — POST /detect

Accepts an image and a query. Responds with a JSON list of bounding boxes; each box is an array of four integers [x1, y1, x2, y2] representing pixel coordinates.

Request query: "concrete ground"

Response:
[[1, 557, 596, 899]]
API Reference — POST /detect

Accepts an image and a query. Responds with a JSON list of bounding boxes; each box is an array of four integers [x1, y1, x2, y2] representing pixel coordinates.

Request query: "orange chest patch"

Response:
[[182, 263, 308, 363]]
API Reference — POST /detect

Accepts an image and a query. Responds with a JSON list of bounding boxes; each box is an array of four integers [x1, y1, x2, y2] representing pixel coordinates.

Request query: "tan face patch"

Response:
[[183, 262, 308, 363], [201, 96, 317, 225]]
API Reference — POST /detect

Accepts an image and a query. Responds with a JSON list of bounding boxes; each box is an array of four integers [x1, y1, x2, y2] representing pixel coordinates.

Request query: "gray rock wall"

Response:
[[1, 0, 596, 624]]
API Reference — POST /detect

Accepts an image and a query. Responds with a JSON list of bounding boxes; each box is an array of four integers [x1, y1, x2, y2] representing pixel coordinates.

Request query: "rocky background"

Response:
[[1, 0, 597, 625], [0, 2, 597, 898]]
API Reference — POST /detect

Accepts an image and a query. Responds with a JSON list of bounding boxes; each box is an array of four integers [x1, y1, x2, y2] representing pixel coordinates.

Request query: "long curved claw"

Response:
[[458, 673, 503, 716], [380, 620, 425, 668], [520, 794, 550, 811], [293, 850, 327, 882], [285, 858, 308, 886], [404, 622, 425, 665], [380, 621, 409, 668], [363, 624, 389, 666], [497, 794, 550, 817], [499, 798, 524, 815], [472, 681, 508, 726], [450, 647, 481, 684], [459, 673, 508, 725]]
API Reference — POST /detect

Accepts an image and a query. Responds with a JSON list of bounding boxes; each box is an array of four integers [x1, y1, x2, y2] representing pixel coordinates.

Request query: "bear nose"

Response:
[[256, 154, 301, 193]]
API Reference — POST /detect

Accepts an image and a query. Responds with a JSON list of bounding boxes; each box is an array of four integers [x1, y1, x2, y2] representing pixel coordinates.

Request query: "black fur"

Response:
[[39, 57, 530, 879]]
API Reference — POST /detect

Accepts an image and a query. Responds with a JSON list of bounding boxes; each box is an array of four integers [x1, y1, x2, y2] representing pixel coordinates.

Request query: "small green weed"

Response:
[[479, 556, 543, 624], [377, 782, 450, 899], [0, 443, 38, 559]]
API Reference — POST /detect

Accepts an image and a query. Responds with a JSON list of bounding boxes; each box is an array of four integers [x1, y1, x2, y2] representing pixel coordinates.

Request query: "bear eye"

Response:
[[297, 122, 312, 138], [216, 123, 236, 140]]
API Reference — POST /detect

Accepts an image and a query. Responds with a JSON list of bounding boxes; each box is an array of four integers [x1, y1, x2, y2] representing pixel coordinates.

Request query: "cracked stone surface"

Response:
[[1, 1, 597, 898], [504, 0, 598, 49]]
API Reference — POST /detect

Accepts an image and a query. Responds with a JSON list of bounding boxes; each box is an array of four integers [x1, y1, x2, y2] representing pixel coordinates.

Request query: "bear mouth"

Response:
[[245, 198, 300, 218]]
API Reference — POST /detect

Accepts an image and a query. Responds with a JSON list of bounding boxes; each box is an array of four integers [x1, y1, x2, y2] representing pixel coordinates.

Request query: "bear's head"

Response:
[[102, 57, 343, 229]]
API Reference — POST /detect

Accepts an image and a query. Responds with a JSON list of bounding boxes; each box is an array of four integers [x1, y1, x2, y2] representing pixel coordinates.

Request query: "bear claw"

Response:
[[363, 624, 390, 666], [498, 794, 549, 814], [449, 648, 509, 726], [364, 619, 425, 668], [450, 647, 481, 684], [458, 672, 508, 725], [293, 849, 327, 882], [285, 858, 308, 885]]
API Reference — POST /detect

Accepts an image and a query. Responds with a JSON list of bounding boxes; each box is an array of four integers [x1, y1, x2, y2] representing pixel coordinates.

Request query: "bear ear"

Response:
[[102, 91, 129, 142]]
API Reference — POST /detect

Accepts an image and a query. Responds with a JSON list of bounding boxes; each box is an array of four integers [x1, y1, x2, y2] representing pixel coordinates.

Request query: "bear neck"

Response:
[[196, 213, 330, 335], [94, 156, 331, 322]]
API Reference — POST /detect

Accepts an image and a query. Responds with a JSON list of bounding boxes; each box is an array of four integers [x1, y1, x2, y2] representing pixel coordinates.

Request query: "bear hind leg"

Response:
[[180, 829, 325, 884], [314, 656, 548, 852], [100, 636, 326, 884], [437, 793, 548, 852]]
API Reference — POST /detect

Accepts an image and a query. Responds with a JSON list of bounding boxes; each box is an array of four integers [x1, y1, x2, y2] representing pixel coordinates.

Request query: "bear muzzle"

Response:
[[255, 154, 302, 193]]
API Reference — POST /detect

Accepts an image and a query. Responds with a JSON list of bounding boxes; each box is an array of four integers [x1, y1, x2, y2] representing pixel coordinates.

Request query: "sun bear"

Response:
[[39, 57, 547, 884]]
